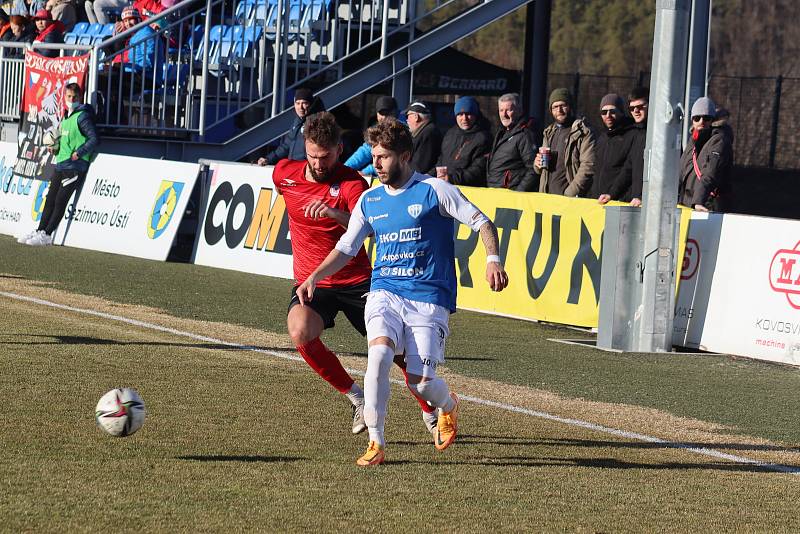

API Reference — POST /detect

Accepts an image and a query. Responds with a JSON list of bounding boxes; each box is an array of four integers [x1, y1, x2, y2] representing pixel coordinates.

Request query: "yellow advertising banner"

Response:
[[450, 186, 691, 328]]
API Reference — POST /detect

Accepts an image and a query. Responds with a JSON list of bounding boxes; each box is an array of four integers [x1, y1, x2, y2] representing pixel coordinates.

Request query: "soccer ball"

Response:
[[41, 130, 60, 149], [95, 388, 146, 437]]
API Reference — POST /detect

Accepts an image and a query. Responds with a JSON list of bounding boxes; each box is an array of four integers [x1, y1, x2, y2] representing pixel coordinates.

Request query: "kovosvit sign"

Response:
[[675, 213, 800, 365], [0, 141, 47, 238], [192, 162, 294, 278], [51, 154, 198, 261]]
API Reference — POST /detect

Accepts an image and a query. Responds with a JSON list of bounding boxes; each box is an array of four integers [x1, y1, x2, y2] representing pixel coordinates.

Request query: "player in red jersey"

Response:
[[273, 111, 437, 434]]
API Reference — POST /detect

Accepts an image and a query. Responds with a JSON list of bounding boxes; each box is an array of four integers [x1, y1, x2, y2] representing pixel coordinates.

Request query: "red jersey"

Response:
[[273, 159, 372, 287]]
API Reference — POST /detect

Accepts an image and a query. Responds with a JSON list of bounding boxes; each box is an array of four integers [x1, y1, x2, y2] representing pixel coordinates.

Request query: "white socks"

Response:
[[413, 378, 454, 413], [364, 344, 395, 446]]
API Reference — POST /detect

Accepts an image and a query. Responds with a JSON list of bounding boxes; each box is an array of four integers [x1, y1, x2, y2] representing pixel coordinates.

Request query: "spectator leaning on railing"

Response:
[[0, 15, 35, 57], [344, 96, 401, 177], [486, 92, 538, 191], [32, 8, 64, 57], [593, 93, 636, 204], [18, 83, 99, 247], [433, 96, 492, 186], [678, 96, 734, 213], [404, 101, 441, 175], [535, 88, 595, 197], [623, 86, 648, 207]]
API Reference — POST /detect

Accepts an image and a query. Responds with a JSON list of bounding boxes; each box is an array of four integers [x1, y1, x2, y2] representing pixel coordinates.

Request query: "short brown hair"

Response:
[[304, 111, 341, 147], [366, 117, 412, 156]]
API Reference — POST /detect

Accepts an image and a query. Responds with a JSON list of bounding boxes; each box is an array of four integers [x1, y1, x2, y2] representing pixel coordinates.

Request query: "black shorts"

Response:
[[288, 280, 370, 336]]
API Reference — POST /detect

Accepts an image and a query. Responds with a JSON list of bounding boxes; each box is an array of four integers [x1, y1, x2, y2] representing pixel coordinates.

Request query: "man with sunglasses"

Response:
[[593, 93, 636, 203], [623, 86, 649, 207], [678, 97, 734, 212]]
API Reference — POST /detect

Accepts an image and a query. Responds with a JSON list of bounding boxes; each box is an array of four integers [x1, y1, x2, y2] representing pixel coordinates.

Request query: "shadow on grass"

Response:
[[454, 457, 796, 473], [457, 435, 800, 454], [1, 334, 289, 352], [177, 455, 305, 463]]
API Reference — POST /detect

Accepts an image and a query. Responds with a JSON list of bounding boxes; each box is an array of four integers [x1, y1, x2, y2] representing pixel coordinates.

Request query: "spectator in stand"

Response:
[[32, 9, 64, 57], [433, 96, 491, 186], [678, 96, 734, 212], [87, 0, 128, 24], [18, 83, 99, 246], [111, 7, 164, 85], [593, 93, 636, 203], [10, 0, 45, 18], [535, 88, 595, 196], [0, 15, 35, 57], [623, 86, 648, 207], [345, 96, 400, 177], [44, 0, 76, 31], [133, 0, 166, 19], [404, 101, 441, 175], [256, 88, 321, 166], [486, 93, 538, 191]]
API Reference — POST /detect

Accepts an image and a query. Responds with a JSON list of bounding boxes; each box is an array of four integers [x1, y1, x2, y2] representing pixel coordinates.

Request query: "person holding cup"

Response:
[[431, 96, 492, 186], [534, 88, 595, 197]]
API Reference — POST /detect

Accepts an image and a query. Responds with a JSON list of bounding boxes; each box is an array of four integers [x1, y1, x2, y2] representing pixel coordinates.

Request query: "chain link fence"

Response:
[[546, 72, 799, 170]]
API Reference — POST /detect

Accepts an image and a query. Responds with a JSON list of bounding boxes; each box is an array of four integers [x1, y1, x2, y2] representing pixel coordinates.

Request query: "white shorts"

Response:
[[365, 290, 450, 372]]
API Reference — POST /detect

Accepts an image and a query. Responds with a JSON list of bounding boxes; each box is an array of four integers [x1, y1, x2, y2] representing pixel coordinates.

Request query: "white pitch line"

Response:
[[3, 290, 799, 475]]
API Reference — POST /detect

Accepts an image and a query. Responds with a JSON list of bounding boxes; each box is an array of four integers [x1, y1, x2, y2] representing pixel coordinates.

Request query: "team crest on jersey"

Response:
[[329, 183, 340, 197], [407, 203, 422, 218]]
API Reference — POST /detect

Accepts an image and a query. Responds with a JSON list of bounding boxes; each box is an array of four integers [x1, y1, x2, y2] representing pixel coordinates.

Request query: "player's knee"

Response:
[[410, 377, 435, 398], [288, 323, 314, 346]]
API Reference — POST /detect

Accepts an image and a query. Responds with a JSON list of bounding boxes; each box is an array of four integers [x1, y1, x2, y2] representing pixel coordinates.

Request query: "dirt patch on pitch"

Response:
[[3, 275, 799, 469]]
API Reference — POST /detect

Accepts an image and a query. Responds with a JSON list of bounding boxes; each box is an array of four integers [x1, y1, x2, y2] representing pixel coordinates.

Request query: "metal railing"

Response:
[[0, 0, 491, 141]]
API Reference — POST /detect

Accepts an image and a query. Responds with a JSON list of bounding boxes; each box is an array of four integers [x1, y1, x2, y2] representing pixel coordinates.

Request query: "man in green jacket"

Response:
[[21, 83, 99, 246], [534, 88, 595, 197]]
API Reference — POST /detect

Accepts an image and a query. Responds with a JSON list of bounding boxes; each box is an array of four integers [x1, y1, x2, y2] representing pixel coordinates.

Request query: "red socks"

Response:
[[297, 338, 354, 394]]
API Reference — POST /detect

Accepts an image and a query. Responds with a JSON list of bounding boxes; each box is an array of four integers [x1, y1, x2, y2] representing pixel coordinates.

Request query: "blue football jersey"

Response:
[[336, 173, 489, 311]]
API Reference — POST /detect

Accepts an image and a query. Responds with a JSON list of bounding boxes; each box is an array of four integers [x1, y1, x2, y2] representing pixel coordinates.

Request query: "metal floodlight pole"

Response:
[[636, 0, 692, 352], [683, 0, 712, 144]]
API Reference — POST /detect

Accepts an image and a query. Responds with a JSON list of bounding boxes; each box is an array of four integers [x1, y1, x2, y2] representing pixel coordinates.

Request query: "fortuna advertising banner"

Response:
[[14, 52, 89, 183], [675, 213, 800, 365], [50, 154, 198, 260], [0, 141, 44, 238], [192, 162, 294, 278]]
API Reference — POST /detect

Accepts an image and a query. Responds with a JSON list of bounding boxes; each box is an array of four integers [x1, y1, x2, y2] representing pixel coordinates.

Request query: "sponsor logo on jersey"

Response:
[[379, 266, 424, 277], [368, 213, 388, 224], [407, 203, 422, 218], [366, 196, 381, 202], [380, 250, 425, 262], [377, 227, 422, 244], [281, 179, 296, 187], [329, 183, 340, 197]]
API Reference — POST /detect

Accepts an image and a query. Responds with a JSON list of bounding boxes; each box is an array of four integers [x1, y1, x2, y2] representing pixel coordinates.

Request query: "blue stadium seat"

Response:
[[87, 23, 104, 35], [72, 22, 90, 35], [100, 24, 115, 37], [64, 33, 79, 45]]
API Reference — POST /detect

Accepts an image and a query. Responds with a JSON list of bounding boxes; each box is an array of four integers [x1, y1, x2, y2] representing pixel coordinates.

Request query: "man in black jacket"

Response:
[[678, 96, 734, 212], [404, 101, 441, 174], [623, 86, 648, 207], [593, 93, 636, 203], [486, 93, 538, 191], [257, 88, 321, 166], [432, 96, 491, 187]]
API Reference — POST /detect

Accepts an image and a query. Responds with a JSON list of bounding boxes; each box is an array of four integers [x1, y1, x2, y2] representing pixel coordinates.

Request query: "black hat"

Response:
[[375, 96, 398, 114], [404, 101, 431, 115], [294, 88, 314, 102]]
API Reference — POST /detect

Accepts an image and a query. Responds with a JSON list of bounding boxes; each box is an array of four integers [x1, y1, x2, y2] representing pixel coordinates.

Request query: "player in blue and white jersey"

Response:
[[297, 118, 508, 466]]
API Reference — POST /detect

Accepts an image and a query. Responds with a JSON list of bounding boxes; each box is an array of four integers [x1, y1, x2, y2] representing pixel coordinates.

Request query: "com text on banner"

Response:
[[192, 162, 294, 278]]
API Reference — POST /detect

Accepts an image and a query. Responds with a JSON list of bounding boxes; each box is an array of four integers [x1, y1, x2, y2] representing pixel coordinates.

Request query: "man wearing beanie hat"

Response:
[[592, 93, 636, 202], [535, 88, 595, 196], [677, 96, 734, 212], [344, 95, 402, 176], [433, 96, 492, 186], [257, 87, 324, 166]]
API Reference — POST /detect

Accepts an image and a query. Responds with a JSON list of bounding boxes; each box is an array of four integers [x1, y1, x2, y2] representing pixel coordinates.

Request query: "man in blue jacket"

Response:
[[344, 96, 402, 177], [257, 88, 318, 166], [21, 83, 99, 246]]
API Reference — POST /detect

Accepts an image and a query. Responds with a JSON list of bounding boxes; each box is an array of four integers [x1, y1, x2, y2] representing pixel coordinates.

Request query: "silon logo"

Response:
[[769, 242, 800, 309], [681, 238, 700, 280], [147, 180, 184, 239]]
